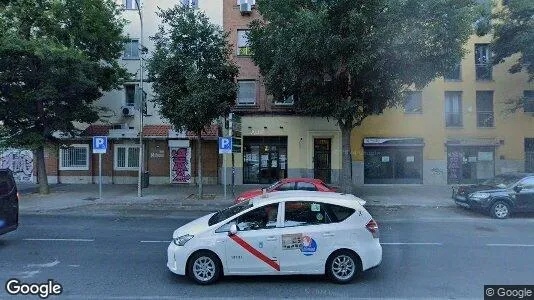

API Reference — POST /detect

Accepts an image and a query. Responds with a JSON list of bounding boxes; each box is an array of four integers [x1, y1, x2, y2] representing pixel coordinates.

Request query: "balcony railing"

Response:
[[476, 64, 492, 80], [445, 113, 462, 127], [477, 111, 494, 127]]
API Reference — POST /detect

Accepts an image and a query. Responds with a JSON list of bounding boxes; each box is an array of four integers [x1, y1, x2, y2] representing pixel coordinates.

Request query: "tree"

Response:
[[491, 0, 534, 112], [147, 6, 238, 198], [248, 0, 480, 192], [0, 0, 128, 194]]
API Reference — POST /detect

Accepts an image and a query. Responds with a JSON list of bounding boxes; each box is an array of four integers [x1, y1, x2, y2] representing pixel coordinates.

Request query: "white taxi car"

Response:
[[167, 191, 382, 284]]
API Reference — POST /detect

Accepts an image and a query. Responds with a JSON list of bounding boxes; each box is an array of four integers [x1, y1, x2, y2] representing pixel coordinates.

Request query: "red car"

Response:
[[234, 178, 337, 204]]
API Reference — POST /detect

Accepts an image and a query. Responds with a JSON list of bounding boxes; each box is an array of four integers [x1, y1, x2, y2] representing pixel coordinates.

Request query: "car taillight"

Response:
[[17, 192, 20, 200], [366, 219, 379, 238]]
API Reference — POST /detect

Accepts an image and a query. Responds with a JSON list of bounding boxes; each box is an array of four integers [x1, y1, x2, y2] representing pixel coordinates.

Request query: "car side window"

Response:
[[519, 177, 534, 189], [324, 204, 355, 223], [0, 171, 14, 197], [284, 201, 330, 227], [296, 182, 317, 191], [217, 203, 279, 233], [275, 183, 294, 191]]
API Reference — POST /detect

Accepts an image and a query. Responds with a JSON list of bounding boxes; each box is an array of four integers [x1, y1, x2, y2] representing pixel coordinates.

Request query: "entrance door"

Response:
[[314, 139, 331, 184]]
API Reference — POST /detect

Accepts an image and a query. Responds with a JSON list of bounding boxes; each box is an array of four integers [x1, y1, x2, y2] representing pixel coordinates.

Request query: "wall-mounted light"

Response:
[[248, 126, 252, 129], [279, 126, 284, 129], [264, 126, 268, 129]]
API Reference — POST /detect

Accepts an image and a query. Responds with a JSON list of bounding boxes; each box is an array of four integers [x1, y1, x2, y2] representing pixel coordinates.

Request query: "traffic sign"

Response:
[[92, 136, 108, 154], [218, 137, 232, 154]]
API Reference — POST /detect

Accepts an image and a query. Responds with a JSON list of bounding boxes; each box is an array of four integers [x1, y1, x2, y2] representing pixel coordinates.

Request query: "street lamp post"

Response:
[[135, 0, 144, 198]]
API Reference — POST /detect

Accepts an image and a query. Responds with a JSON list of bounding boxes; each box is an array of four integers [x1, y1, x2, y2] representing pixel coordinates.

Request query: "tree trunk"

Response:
[[197, 132, 203, 199], [340, 124, 353, 194], [35, 146, 50, 195]]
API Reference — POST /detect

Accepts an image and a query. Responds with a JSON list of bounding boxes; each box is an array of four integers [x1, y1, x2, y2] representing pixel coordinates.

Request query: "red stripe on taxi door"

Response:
[[229, 235, 280, 271]]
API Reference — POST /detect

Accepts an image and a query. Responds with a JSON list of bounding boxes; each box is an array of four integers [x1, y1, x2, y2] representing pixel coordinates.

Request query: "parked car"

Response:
[[0, 169, 19, 236], [234, 178, 337, 204], [452, 172, 534, 219], [168, 191, 382, 284]]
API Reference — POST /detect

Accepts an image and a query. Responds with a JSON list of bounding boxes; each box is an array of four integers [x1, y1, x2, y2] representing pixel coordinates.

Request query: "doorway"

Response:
[[314, 138, 331, 183]]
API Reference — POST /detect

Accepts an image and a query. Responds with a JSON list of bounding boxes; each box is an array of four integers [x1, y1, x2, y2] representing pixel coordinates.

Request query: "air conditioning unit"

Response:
[[240, 2, 252, 15], [121, 106, 136, 117]]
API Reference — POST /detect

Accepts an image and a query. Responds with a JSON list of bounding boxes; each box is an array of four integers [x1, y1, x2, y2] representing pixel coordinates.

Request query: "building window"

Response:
[[445, 91, 463, 127], [404, 91, 423, 113], [444, 63, 461, 81], [237, 30, 252, 56], [114, 145, 140, 170], [476, 91, 494, 127], [475, 44, 492, 80], [123, 39, 139, 59], [524, 91, 534, 113], [123, 0, 137, 10], [237, 80, 256, 105], [236, 0, 255, 5], [124, 84, 137, 106], [59, 145, 89, 170], [273, 95, 294, 106], [180, 0, 198, 8]]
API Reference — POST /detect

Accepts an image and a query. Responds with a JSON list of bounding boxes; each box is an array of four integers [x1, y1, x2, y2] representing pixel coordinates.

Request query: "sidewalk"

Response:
[[17, 183, 455, 216]]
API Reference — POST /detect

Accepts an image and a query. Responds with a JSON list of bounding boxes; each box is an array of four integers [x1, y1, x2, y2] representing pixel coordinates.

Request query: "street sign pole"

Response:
[[223, 155, 227, 200], [218, 136, 233, 200], [99, 153, 102, 200]]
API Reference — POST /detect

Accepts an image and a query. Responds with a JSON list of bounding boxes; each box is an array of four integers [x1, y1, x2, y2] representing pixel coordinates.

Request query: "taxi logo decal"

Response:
[[229, 235, 280, 271], [300, 235, 317, 256]]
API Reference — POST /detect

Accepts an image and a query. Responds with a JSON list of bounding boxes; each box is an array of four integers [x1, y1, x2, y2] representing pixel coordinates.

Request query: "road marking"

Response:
[[381, 242, 443, 245], [23, 238, 94, 242], [487, 243, 534, 247], [25, 260, 60, 268], [139, 240, 170, 243]]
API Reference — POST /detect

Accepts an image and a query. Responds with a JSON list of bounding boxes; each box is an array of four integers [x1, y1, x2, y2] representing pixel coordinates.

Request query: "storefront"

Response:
[[243, 136, 288, 184], [363, 138, 424, 184], [446, 139, 498, 184], [526, 138, 534, 173]]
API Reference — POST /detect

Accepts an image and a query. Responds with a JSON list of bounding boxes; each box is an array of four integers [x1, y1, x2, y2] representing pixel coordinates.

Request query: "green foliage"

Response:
[[492, 0, 534, 80], [249, 0, 479, 129], [0, 0, 129, 149], [147, 6, 239, 135]]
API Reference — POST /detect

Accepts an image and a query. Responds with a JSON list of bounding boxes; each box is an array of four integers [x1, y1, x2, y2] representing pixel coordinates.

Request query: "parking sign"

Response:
[[218, 137, 232, 154], [92, 136, 108, 154]]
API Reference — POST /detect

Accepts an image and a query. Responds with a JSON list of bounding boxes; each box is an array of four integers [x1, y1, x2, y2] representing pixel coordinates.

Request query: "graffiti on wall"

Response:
[[0, 149, 34, 182], [170, 147, 192, 183]]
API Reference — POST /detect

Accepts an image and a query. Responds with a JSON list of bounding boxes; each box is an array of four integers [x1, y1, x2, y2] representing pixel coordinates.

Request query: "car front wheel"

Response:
[[326, 250, 361, 284], [187, 251, 221, 285], [490, 201, 511, 219]]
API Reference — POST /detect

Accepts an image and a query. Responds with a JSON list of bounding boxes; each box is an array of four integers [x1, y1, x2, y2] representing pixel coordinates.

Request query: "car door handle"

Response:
[[266, 236, 277, 241], [323, 232, 335, 237]]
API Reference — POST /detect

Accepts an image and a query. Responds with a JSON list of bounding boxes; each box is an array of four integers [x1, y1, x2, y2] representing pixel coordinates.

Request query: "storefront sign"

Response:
[[150, 150, 164, 159], [381, 156, 390, 163], [406, 156, 415, 163], [170, 147, 192, 184], [468, 156, 477, 163], [478, 151, 493, 161]]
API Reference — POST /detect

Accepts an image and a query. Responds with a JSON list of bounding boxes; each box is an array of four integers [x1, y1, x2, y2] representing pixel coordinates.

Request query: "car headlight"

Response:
[[237, 197, 245, 202], [469, 192, 490, 200], [173, 234, 194, 246]]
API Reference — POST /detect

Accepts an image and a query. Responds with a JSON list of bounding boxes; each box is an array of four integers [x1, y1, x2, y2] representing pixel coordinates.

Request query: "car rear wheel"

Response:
[[326, 250, 361, 284], [490, 201, 511, 219], [187, 251, 221, 285]]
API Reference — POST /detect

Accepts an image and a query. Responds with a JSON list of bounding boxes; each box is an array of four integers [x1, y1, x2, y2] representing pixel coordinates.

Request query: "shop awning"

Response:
[[363, 137, 425, 147]]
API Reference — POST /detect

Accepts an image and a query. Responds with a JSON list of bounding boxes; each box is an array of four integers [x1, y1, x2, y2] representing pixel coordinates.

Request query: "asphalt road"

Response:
[[1, 207, 534, 299]]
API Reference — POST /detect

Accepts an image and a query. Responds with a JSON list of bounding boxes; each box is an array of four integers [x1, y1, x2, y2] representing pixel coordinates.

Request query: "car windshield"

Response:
[[482, 175, 522, 189], [208, 201, 253, 226]]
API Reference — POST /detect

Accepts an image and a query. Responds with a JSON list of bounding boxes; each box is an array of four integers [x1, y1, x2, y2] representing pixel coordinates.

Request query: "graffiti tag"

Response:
[[170, 147, 192, 183], [0, 149, 34, 183]]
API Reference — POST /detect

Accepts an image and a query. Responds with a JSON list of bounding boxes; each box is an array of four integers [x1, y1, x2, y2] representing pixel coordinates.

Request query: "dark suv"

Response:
[[0, 169, 19, 235], [452, 173, 534, 219]]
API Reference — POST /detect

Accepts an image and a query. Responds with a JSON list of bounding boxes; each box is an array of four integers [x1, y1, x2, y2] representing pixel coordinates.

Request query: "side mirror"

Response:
[[228, 223, 238, 236], [514, 185, 523, 193]]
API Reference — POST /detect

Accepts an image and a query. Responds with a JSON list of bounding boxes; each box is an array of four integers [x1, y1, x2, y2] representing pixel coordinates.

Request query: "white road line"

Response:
[[139, 240, 171, 243], [25, 260, 60, 268], [381, 242, 443, 245], [23, 238, 94, 242], [487, 243, 534, 247]]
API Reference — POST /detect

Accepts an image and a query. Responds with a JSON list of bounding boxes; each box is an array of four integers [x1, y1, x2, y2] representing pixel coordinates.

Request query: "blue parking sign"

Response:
[[218, 137, 232, 154], [92, 136, 108, 154]]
